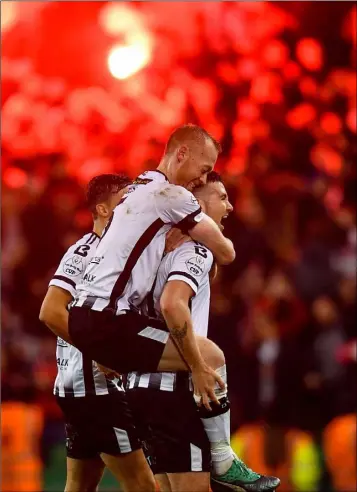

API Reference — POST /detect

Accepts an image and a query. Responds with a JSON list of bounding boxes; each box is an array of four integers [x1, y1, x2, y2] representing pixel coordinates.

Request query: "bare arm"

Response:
[[188, 213, 235, 265], [40, 286, 120, 376], [39, 286, 73, 343], [160, 280, 204, 370], [160, 280, 224, 409]]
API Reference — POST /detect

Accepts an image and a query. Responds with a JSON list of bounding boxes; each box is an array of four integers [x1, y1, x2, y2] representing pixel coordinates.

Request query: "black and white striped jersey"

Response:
[[74, 171, 204, 315], [49, 232, 123, 398], [127, 240, 213, 392]]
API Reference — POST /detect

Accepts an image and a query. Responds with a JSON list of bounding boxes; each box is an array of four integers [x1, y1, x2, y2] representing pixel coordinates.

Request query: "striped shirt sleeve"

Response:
[[166, 242, 213, 295], [49, 233, 95, 297]]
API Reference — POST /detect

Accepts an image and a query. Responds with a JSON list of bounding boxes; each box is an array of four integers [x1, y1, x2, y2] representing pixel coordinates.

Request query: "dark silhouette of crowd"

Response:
[[1, 2, 356, 490]]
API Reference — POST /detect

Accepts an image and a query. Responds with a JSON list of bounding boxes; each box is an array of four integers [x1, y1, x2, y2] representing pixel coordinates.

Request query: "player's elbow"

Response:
[[39, 297, 61, 326], [39, 302, 71, 341], [160, 295, 175, 318], [160, 294, 185, 319], [216, 245, 236, 265], [39, 302, 53, 325]]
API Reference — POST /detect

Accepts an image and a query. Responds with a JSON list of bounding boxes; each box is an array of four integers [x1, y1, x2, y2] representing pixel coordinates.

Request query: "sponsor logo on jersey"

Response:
[[185, 255, 205, 276], [57, 338, 69, 348], [90, 256, 103, 265], [63, 255, 84, 277], [83, 273, 96, 283], [57, 358, 69, 368]]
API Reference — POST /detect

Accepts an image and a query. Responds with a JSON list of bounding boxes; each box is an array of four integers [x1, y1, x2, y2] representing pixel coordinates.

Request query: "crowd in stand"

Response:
[[1, 2, 356, 491]]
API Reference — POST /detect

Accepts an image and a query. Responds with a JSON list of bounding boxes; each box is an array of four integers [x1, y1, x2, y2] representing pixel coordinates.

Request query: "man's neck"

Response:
[[93, 218, 105, 237], [157, 156, 176, 184]]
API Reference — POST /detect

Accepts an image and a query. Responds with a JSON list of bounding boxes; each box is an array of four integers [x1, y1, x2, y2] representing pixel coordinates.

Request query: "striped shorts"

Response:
[[56, 392, 142, 459], [126, 374, 211, 473]]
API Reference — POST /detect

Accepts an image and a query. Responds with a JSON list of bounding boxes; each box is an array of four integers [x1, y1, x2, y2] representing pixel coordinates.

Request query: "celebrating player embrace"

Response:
[[41, 124, 280, 492], [126, 172, 280, 492]]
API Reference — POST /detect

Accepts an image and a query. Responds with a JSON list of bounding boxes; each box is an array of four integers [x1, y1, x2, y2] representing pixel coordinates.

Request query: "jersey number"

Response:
[[73, 244, 90, 257], [194, 245, 208, 258]]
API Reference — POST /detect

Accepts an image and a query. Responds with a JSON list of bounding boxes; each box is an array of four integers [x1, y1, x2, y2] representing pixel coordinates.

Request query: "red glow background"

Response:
[[1, 2, 356, 492], [2, 2, 356, 183]]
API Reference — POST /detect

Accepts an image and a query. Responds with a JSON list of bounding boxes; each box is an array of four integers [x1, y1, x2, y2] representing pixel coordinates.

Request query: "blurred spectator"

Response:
[[337, 276, 356, 339], [300, 296, 352, 431], [1, 2, 356, 490]]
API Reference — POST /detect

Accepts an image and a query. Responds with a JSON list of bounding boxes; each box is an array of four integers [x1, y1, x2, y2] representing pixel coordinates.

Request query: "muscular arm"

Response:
[[160, 280, 204, 370], [188, 213, 235, 265], [39, 286, 73, 343], [156, 186, 235, 265], [40, 286, 118, 375]]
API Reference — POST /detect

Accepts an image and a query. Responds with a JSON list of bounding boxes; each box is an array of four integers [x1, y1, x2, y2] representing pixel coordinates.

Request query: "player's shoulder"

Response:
[[156, 183, 194, 198], [70, 232, 99, 252], [75, 231, 96, 245], [176, 240, 213, 259], [169, 240, 213, 275], [127, 171, 197, 207], [62, 232, 100, 263], [136, 176, 193, 200], [60, 232, 99, 275], [123, 174, 164, 200]]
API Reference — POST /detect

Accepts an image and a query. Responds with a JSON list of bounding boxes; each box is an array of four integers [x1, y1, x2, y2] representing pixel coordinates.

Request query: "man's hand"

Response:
[[96, 362, 121, 380], [165, 227, 190, 253], [160, 283, 223, 408], [191, 363, 225, 411]]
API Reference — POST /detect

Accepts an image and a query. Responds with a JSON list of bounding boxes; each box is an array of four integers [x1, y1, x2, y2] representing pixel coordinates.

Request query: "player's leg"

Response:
[[70, 309, 277, 491], [94, 392, 157, 492], [157, 335, 224, 372], [158, 339, 235, 480], [155, 474, 172, 492], [158, 338, 280, 492], [65, 457, 105, 492], [58, 393, 156, 492], [71, 307, 279, 491], [100, 450, 157, 492], [57, 398, 106, 492], [127, 385, 212, 492], [167, 472, 210, 492], [113, 314, 279, 492]]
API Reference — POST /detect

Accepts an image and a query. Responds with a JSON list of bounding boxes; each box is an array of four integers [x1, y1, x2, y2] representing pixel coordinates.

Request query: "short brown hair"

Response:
[[165, 124, 222, 155], [86, 173, 131, 218]]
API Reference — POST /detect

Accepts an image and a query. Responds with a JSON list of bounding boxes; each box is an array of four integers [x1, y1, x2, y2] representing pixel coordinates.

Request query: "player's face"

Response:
[[175, 139, 218, 191], [198, 182, 233, 231]]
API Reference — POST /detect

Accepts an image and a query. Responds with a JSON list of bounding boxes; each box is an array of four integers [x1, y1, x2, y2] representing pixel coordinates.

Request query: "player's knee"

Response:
[[197, 337, 225, 369], [210, 345, 225, 369]]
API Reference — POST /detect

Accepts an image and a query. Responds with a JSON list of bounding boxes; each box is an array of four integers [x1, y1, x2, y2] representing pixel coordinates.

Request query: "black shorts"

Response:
[[56, 393, 142, 460], [126, 381, 211, 474], [68, 307, 169, 374]]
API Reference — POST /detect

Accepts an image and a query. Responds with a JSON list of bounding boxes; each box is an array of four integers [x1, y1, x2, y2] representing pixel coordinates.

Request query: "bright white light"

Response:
[[100, 3, 153, 80], [108, 44, 150, 80], [100, 4, 144, 37]]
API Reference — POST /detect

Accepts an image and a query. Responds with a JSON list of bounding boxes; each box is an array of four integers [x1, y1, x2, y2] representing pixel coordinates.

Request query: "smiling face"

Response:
[[175, 138, 218, 191], [194, 180, 233, 230]]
